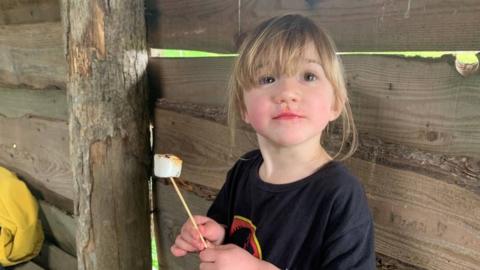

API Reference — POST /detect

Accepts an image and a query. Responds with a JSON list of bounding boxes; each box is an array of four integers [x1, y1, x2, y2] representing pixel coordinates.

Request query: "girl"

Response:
[[171, 14, 375, 270]]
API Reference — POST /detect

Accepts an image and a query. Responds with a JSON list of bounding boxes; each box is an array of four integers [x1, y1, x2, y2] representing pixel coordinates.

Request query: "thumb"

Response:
[[201, 222, 225, 243], [192, 215, 213, 226]]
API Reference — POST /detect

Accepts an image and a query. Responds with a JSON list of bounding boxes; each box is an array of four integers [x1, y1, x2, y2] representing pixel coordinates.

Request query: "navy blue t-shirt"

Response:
[[207, 150, 375, 269]]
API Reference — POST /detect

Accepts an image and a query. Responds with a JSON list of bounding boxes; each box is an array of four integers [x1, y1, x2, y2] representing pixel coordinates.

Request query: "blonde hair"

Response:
[[227, 14, 358, 161]]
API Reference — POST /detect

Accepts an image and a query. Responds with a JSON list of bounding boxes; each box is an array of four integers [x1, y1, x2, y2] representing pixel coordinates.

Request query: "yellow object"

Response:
[[0, 167, 44, 266]]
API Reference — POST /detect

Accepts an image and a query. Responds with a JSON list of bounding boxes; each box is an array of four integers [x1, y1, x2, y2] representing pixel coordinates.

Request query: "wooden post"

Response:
[[61, 0, 151, 269]]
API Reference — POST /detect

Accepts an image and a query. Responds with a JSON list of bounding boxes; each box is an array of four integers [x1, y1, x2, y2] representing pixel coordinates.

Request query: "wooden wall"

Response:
[[147, 1, 480, 270], [0, 0, 76, 269]]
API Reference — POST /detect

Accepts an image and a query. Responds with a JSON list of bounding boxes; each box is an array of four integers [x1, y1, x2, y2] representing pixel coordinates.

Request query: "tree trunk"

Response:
[[61, 0, 151, 269]]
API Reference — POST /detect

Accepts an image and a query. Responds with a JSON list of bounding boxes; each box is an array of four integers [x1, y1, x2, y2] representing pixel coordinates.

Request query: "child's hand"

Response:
[[170, 215, 226, 257], [198, 244, 279, 270]]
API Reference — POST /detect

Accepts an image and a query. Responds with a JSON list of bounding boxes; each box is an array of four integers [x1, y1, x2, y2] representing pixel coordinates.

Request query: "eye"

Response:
[[258, 76, 276, 85], [304, 72, 317, 81]]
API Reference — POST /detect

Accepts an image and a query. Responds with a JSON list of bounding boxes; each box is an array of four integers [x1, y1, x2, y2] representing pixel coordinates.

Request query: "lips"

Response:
[[272, 111, 305, 120]]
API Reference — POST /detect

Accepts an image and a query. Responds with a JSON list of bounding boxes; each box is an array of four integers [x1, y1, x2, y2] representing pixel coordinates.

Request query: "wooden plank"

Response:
[[38, 200, 76, 256], [33, 242, 77, 270], [0, 22, 65, 89], [146, 0, 480, 52], [0, 87, 67, 120], [0, 116, 73, 212], [150, 56, 480, 157], [240, 0, 480, 52], [376, 253, 426, 270], [155, 101, 479, 195], [0, 0, 60, 25], [153, 109, 480, 269], [345, 55, 480, 159], [145, 0, 238, 53], [147, 57, 231, 106], [154, 109, 257, 189], [11, 261, 45, 270]]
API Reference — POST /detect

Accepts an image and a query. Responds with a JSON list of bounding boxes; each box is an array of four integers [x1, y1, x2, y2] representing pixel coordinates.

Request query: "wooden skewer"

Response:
[[169, 177, 208, 249]]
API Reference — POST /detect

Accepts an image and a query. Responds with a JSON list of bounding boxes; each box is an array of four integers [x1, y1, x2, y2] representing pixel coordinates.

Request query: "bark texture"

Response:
[[62, 0, 151, 269]]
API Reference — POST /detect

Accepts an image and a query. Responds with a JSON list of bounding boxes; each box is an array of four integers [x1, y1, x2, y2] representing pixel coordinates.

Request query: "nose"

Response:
[[273, 78, 300, 104]]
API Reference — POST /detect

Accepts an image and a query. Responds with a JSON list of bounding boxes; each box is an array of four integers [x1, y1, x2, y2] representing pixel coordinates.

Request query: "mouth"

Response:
[[272, 112, 304, 120]]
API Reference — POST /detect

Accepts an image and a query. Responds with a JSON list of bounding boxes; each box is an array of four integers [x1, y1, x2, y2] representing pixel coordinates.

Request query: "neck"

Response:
[[257, 135, 332, 184]]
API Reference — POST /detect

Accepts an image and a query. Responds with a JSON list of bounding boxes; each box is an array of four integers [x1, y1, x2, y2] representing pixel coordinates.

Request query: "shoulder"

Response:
[[229, 149, 261, 172], [320, 161, 365, 198], [316, 161, 372, 235], [223, 149, 261, 185]]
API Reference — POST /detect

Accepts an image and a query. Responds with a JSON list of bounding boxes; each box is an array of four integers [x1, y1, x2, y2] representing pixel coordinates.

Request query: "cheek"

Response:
[[245, 112, 264, 129], [316, 106, 332, 122], [243, 97, 269, 127], [308, 96, 335, 126], [315, 112, 331, 131]]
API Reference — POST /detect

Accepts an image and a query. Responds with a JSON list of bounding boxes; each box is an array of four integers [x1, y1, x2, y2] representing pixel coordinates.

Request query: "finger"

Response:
[[181, 224, 201, 244], [199, 262, 214, 270], [192, 215, 213, 225], [198, 224, 211, 241], [174, 235, 198, 253], [198, 223, 210, 236], [183, 229, 206, 250], [200, 223, 226, 244], [190, 217, 211, 237], [199, 248, 216, 263], [211, 244, 231, 250], [170, 244, 187, 257]]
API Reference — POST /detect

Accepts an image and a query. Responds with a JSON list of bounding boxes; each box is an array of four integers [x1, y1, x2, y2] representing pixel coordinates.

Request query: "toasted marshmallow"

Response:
[[154, 154, 182, 178]]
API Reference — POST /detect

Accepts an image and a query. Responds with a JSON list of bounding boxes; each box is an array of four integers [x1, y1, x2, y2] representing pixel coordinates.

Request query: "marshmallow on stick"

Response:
[[154, 154, 208, 249]]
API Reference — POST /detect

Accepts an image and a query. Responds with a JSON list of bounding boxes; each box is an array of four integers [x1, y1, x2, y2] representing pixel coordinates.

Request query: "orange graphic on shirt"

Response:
[[230, 215, 262, 259]]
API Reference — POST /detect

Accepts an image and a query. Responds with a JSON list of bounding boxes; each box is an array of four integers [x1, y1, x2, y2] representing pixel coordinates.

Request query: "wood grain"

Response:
[[33, 241, 77, 270], [376, 253, 427, 270], [0, 116, 72, 211], [0, 87, 67, 120], [11, 261, 45, 270], [0, 22, 65, 89], [86, 138, 151, 270], [345, 55, 480, 158], [147, 57, 232, 106], [39, 200, 76, 256], [154, 109, 257, 189], [155, 101, 480, 196], [0, 0, 60, 25], [146, 0, 480, 52], [149, 56, 480, 157], [241, 0, 480, 52], [145, 0, 238, 53]]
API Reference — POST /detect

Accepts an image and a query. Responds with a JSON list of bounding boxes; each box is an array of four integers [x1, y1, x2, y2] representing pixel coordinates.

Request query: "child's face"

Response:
[[242, 42, 340, 147]]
